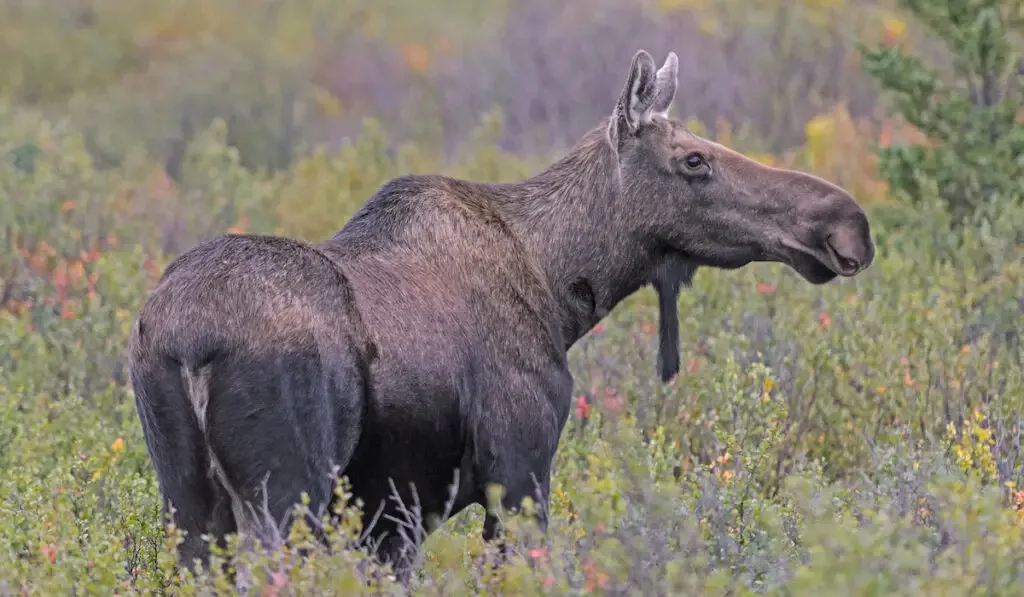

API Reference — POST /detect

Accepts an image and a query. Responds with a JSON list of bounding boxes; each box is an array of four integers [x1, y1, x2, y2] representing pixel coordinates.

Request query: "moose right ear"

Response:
[[650, 51, 679, 119], [607, 50, 659, 151]]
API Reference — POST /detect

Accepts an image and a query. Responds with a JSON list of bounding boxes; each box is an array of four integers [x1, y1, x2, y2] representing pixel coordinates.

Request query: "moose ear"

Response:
[[608, 50, 658, 149], [650, 52, 678, 119]]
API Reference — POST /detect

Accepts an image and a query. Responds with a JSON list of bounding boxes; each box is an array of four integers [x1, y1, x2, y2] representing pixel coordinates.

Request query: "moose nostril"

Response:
[[823, 206, 874, 274], [826, 236, 861, 273]]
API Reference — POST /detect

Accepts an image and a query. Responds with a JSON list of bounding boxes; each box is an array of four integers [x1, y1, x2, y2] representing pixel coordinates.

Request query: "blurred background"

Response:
[[0, 0, 930, 256]]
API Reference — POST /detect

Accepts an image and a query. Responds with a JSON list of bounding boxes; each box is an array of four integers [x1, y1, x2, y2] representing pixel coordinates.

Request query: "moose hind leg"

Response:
[[204, 349, 361, 557], [131, 360, 236, 573]]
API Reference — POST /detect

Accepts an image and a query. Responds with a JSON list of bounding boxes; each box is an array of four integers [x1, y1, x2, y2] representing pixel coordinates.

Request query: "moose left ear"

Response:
[[608, 50, 659, 150]]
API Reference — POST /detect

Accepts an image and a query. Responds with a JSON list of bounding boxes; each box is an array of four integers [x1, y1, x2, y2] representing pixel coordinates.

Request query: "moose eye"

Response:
[[683, 153, 705, 170]]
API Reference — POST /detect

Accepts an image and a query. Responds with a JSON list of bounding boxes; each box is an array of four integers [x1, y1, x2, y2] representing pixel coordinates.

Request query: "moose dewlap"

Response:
[[128, 48, 874, 584]]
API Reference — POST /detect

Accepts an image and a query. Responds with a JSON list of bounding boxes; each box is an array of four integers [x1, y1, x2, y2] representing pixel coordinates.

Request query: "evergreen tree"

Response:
[[860, 0, 1024, 227]]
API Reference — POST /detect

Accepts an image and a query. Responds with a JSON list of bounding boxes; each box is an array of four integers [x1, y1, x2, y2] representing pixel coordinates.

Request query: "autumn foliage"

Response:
[[1, 0, 1024, 595]]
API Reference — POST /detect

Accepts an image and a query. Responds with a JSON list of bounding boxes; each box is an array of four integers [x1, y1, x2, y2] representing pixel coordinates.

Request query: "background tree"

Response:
[[861, 0, 1024, 227]]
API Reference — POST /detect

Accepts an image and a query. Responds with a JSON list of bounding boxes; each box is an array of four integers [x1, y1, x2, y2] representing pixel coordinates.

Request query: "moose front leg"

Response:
[[479, 459, 552, 572], [456, 352, 573, 569], [473, 383, 567, 556], [481, 462, 552, 544]]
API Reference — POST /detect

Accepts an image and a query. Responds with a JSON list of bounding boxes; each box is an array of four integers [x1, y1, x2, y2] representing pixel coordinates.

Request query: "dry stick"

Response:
[[381, 469, 461, 586], [235, 472, 285, 596]]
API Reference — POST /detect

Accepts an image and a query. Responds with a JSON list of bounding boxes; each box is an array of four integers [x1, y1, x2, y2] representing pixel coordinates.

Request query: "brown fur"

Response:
[[128, 49, 874, 584]]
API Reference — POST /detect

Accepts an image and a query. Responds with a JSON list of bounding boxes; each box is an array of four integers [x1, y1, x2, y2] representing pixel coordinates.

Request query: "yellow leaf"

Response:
[[313, 86, 342, 119], [883, 16, 908, 44], [685, 119, 708, 137], [805, 115, 835, 143]]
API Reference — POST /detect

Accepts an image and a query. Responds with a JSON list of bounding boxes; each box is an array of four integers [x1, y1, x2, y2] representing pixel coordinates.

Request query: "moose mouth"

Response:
[[680, 239, 858, 285], [779, 243, 845, 284], [776, 231, 867, 284], [789, 253, 839, 284]]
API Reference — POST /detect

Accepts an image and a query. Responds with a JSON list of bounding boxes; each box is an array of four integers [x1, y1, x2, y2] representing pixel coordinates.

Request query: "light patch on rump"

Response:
[[181, 364, 212, 435], [180, 363, 258, 527], [180, 361, 277, 589]]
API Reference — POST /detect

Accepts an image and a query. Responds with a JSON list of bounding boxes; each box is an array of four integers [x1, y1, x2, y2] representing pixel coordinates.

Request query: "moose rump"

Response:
[[128, 234, 371, 569]]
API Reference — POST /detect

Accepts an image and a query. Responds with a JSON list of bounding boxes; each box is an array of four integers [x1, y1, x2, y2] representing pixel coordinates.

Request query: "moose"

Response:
[[128, 48, 875, 584]]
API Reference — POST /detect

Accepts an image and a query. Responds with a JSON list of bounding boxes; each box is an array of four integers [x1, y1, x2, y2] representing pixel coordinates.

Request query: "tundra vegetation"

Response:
[[1, 0, 1024, 595]]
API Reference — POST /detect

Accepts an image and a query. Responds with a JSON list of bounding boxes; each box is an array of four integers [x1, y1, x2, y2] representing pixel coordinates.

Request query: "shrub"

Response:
[[1, 102, 1023, 594]]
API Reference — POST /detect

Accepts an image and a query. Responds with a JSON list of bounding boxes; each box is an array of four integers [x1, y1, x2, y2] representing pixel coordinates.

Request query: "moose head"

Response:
[[601, 50, 874, 380], [608, 50, 873, 292]]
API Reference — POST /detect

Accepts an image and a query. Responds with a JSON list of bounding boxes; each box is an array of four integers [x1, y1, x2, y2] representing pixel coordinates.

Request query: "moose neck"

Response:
[[490, 123, 659, 349]]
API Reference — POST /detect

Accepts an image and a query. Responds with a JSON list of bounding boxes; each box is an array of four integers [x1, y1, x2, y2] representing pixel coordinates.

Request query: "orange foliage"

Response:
[[3, 235, 112, 317], [582, 558, 610, 592], [602, 391, 625, 414], [143, 258, 161, 279], [575, 395, 590, 419], [51, 262, 68, 302], [259, 570, 290, 597], [39, 545, 56, 565], [80, 247, 100, 263], [878, 114, 932, 149], [401, 43, 431, 74], [226, 216, 249, 235], [881, 15, 909, 48]]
